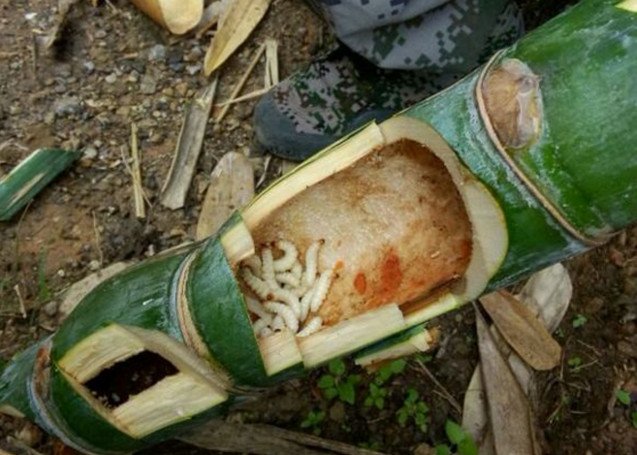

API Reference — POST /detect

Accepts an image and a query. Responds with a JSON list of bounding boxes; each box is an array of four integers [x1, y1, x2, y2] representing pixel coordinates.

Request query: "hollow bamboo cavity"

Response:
[[1, 1, 635, 453]]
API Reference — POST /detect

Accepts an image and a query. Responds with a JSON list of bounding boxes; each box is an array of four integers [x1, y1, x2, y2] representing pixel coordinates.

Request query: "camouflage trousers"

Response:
[[306, 0, 524, 72]]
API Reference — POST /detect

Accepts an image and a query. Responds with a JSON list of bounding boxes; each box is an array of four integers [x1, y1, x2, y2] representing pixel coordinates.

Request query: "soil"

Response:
[[1, 1, 635, 454]]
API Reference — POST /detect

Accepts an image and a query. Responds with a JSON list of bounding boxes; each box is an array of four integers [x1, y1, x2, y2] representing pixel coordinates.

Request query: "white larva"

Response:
[[310, 269, 333, 313], [275, 272, 300, 288], [245, 296, 270, 320], [243, 255, 262, 275], [300, 286, 315, 322], [264, 302, 298, 333], [259, 327, 273, 337], [252, 318, 271, 335], [241, 267, 271, 300], [303, 240, 322, 287], [273, 240, 298, 271], [291, 262, 303, 280], [261, 248, 279, 291], [271, 288, 301, 319], [297, 316, 322, 337], [271, 315, 285, 331]]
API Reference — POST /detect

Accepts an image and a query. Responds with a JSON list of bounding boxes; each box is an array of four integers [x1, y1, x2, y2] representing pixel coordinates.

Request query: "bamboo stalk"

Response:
[[0, 148, 79, 221], [0, 2, 635, 453]]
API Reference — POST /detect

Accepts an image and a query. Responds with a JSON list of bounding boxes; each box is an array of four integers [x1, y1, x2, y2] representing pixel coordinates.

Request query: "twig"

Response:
[[215, 43, 266, 122], [129, 123, 146, 219], [180, 420, 386, 455], [13, 284, 26, 319], [215, 87, 270, 108], [413, 358, 462, 414]]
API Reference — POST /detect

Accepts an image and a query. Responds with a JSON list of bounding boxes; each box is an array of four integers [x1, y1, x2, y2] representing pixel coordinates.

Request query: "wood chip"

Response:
[[130, 0, 204, 35], [195, 152, 254, 240], [480, 290, 562, 371], [160, 77, 218, 210], [476, 312, 539, 455], [204, 0, 272, 75]]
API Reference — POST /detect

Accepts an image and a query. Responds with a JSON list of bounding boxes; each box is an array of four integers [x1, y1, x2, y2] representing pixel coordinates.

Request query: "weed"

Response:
[[572, 314, 587, 328], [300, 409, 325, 435], [374, 358, 406, 385], [434, 419, 478, 455], [615, 389, 631, 406], [317, 358, 361, 405], [396, 388, 429, 432], [567, 356, 582, 371], [631, 411, 637, 429], [364, 382, 387, 410]]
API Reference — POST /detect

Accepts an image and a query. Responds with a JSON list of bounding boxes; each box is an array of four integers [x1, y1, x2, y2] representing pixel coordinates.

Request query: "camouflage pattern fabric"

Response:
[[307, 0, 524, 70], [254, 0, 523, 159]]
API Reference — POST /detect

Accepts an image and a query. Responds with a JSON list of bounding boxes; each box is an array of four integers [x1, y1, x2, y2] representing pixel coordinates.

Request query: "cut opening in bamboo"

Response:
[[232, 116, 508, 372]]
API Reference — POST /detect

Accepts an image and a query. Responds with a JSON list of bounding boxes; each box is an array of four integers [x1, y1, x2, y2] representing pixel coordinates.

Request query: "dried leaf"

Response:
[[517, 263, 572, 332], [43, 0, 81, 49], [204, 0, 272, 75], [194, 0, 232, 38], [131, 0, 203, 35], [476, 313, 539, 455], [480, 290, 562, 370], [462, 264, 572, 445], [161, 77, 218, 210], [196, 152, 254, 240]]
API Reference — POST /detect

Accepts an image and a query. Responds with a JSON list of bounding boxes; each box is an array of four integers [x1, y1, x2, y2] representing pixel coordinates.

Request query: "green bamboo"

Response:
[[0, 148, 79, 221], [0, 1, 635, 453]]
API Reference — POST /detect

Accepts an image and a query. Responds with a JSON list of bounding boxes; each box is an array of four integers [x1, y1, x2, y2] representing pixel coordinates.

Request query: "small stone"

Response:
[[94, 30, 107, 39], [329, 401, 346, 422], [15, 422, 42, 447], [105, 73, 117, 84], [140, 74, 157, 94], [42, 301, 59, 317], [57, 269, 66, 278], [88, 259, 101, 271], [186, 63, 201, 75], [83, 60, 95, 74], [148, 44, 167, 62], [53, 96, 82, 117], [83, 146, 98, 160], [175, 82, 188, 96]]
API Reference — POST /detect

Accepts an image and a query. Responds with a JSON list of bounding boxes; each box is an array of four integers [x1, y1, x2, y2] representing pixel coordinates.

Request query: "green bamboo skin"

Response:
[[1, 1, 636, 453]]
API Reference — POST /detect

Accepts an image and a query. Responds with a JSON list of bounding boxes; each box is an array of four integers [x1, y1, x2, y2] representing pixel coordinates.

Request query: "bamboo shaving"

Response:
[[264, 38, 279, 88], [129, 123, 146, 219]]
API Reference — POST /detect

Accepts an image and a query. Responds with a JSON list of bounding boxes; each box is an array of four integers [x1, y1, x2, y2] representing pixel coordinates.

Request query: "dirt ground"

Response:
[[1, 0, 635, 454]]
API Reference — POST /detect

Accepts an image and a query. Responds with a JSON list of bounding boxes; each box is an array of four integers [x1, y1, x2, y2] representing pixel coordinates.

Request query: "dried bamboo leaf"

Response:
[[264, 38, 279, 88], [480, 290, 562, 370], [204, 0, 272, 75], [160, 77, 218, 210], [518, 263, 572, 332], [195, 152, 254, 240], [129, 123, 146, 219], [476, 313, 539, 455], [59, 262, 134, 319], [0, 148, 79, 221], [463, 264, 572, 446], [131, 0, 204, 35]]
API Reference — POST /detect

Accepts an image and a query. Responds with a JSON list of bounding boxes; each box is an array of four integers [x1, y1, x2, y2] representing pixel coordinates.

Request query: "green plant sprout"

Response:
[[300, 409, 325, 435], [374, 358, 406, 386], [615, 389, 631, 406], [396, 388, 429, 432], [364, 382, 388, 410], [435, 420, 478, 455], [572, 314, 587, 328], [317, 358, 361, 405]]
